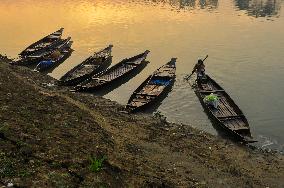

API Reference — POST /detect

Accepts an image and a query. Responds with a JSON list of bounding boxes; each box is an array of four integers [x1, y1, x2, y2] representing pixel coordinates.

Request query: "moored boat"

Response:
[[19, 28, 64, 57], [75, 50, 150, 91], [13, 37, 71, 66], [194, 74, 256, 143], [126, 58, 176, 112], [59, 45, 113, 86], [33, 40, 73, 72]]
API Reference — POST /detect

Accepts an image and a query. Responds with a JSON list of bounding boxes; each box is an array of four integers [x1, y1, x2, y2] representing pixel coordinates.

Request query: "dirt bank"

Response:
[[0, 55, 283, 187]]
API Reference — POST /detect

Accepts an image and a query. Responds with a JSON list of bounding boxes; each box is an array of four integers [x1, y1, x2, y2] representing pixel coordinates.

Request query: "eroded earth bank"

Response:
[[0, 55, 283, 187]]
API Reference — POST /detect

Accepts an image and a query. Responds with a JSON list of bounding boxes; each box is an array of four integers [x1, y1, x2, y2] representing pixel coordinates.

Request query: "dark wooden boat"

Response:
[[19, 28, 64, 57], [126, 58, 176, 112], [75, 50, 150, 91], [13, 37, 71, 66], [194, 74, 256, 143], [59, 45, 113, 86], [33, 40, 73, 72]]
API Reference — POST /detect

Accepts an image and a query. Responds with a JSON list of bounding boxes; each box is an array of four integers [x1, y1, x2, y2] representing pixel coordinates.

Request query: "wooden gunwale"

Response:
[[19, 28, 64, 57], [195, 74, 255, 142], [126, 58, 176, 112], [75, 51, 149, 91], [34, 40, 73, 72], [59, 45, 113, 85]]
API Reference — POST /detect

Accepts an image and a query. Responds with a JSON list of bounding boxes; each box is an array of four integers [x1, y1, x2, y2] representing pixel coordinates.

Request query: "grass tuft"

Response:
[[89, 156, 106, 173]]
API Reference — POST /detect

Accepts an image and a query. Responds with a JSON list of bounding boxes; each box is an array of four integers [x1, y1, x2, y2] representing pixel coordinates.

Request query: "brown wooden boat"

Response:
[[19, 28, 64, 57], [33, 40, 73, 72], [59, 45, 113, 86], [126, 58, 176, 112], [194, 74, 256, 143], [75, 50, 150, 91], [12, 37, 71, 66]]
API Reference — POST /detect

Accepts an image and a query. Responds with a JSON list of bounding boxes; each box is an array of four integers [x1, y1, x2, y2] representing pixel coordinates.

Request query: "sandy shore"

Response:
[[0, 55, 283, 187]]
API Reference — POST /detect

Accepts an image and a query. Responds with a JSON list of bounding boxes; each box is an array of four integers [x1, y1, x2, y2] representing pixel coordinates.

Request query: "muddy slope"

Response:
[[0, 56, 283, 187]]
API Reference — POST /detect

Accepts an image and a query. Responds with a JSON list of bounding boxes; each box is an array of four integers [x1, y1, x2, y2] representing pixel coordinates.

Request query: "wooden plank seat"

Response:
[[157, 68, 173, 72], [37, 43, 51, 47], [133, 92, 157, 97], [28, 55, 43, 58], [226, 124, 249, 131], [218, 115, 244, 119], [131, 99, 148, 103], [200, 81, 221, 91], [126, 58, 144, 65], [27, 48, 39, 51], [199, 89, 225, 93], [93, 78, 109, 82], [84, 64, 97, 67], [76, 65, 98, 73], [155, 72, 174, 77], [221, 118, 249, 131]]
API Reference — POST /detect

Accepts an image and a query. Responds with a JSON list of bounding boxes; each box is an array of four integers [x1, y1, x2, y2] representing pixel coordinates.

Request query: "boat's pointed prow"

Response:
[[52, 28, 64, 36], [65, 36, 72, 41], [168, 58, 177, 66], [144, 50, 150, 55]]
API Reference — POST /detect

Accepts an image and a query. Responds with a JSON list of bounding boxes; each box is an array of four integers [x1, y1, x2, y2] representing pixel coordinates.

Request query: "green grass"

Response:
[[19, 169, 32, 177], [0, 156, 16, 178], [0, 153, 32, 178], [89, 156, 106, 173], [0, 124, 9, 132]]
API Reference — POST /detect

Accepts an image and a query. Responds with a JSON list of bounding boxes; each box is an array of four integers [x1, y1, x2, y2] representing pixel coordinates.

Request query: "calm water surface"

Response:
[[0, 0, 284, 152]]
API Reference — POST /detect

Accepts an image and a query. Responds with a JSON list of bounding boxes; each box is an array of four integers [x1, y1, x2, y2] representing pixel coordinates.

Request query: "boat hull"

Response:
[[19, 28, 64, 57], [75, 50, 150, 92], [34, 48, 73, 72], [59, 58, 111, 86], [194, 75, 256, 143], [13, 37, 71, 66], [127, 77, 175, 113], [76, 61, 148, 92], [126, 58, 176, 112], [59, 45, 113, 86]]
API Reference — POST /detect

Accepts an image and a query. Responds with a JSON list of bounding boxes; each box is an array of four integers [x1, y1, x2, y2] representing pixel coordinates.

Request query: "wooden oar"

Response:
[[185, 55, 208, 80], [202, 55, 209, 62]]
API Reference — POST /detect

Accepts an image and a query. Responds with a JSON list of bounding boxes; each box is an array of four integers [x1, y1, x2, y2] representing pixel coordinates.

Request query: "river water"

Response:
[[0, 0, 283, 152]]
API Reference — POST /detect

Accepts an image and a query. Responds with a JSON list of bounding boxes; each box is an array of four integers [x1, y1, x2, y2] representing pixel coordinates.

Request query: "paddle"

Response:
[[202, 55, 209, 62], [185, 55, 209, 80]]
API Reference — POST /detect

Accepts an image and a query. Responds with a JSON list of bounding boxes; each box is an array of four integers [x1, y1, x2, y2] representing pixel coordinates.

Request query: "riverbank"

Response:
[[0, 55, 283, 187]]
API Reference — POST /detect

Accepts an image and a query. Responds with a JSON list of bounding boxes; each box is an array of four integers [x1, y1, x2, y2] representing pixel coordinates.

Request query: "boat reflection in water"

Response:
[[144, 0, 282, 17], [235, 0, 282, 18]]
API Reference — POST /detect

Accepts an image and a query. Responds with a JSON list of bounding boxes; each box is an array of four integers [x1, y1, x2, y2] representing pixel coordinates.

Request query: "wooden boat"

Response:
[[13, 37, 71, 66], [59, 45, 113, 86], [33, 41, 73, 72], [19, 28, 64, 57], [194, 74, 256, 143], [75, 50, 150, 91], [126, 58, 176, 112]]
